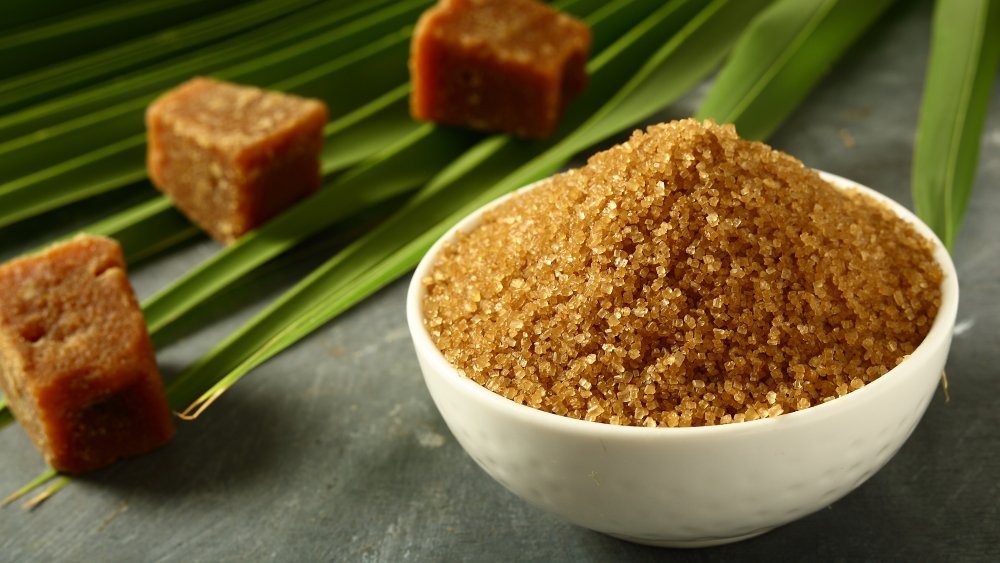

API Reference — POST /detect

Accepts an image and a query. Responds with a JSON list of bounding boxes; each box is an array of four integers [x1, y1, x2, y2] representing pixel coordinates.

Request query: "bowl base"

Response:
[[605, 527, 774, 548]]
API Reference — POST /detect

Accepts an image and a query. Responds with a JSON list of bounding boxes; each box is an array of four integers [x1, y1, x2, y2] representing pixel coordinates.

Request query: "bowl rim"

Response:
[[406, 170, 960, 438]]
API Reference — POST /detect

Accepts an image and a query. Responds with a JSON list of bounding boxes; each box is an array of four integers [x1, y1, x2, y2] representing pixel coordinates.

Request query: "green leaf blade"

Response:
[[0, 0, 398, 141], [573, 0, 774, 150], [696, 0, 895, 141], [86, 197, 200, 264], [0, 136, 147, 231], [0, 0, 246, 94], [913, 0, 1000, 249], [0, 0, 324, 114]]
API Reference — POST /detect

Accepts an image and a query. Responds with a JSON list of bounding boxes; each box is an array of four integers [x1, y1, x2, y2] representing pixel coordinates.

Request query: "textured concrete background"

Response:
[[1, 1, 998, 560]]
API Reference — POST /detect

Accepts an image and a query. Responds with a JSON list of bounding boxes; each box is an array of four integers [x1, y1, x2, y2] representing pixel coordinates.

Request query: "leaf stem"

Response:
[[2, 469, 57, 507]]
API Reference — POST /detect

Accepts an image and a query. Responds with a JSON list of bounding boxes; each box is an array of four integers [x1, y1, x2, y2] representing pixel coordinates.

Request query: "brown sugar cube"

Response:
[[410, 0, 591, 139], [0, 235, 174, 474], [146, 77, 328, 244]]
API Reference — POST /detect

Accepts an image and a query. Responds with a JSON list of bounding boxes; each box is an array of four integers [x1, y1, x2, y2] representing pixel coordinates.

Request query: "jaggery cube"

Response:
[[422, 120, 943, 428], [0, 235, 173, 473], [410, 0, 590, 138], [147, 77, 328, 244]]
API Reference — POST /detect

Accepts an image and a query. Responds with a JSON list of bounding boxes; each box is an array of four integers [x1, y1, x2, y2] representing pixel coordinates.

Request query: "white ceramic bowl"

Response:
[[406, 172, 959, 547]]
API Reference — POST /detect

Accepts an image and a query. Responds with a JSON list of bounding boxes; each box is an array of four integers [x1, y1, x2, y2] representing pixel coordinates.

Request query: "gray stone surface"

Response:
[[1, 1, 998, 560]]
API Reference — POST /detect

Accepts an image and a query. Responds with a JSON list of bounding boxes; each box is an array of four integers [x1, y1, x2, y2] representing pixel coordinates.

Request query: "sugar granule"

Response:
[[422, 120, 943, 427]]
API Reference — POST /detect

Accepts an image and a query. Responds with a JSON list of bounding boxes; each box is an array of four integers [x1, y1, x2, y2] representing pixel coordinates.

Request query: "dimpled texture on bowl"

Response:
[[407, 172, 958, 547]]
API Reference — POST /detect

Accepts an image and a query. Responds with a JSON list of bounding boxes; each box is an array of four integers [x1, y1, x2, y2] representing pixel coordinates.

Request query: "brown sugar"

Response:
[[0, 235, 174, 473], [147, 77, 328, 244], [410, 0, 590, 139], [422, 120, 944, 427]]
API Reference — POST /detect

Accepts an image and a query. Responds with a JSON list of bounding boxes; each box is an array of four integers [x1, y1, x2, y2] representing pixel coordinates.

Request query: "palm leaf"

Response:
[[0, 0, 433, 231], [87, 197, 199, 264], [0, 0, 246, 92], [0, 0, 323, 113], [0, 135, 150, 232], [2, 1, 131, 34], [912, 0, 1000, 249], [695, 0, 895, 140], [319, 85, 418, 173], [0, 0, 398, 141]]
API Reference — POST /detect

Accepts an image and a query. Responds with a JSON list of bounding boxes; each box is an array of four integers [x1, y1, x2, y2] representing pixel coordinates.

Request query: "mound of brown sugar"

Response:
[[422, 120, 944, 427]]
